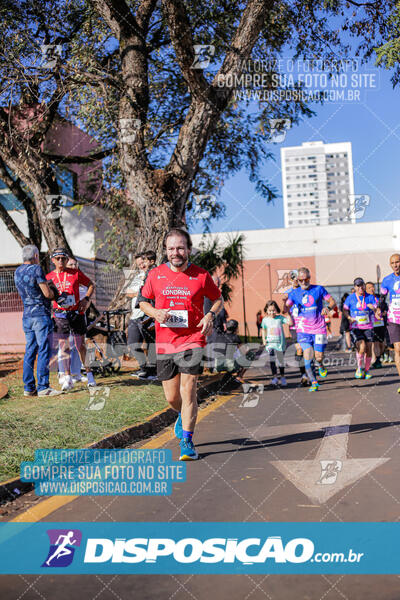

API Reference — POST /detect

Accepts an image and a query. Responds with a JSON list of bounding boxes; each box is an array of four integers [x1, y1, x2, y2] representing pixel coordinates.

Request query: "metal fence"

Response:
[[0, 268, 23, 312], [0, 260, 125, 313]]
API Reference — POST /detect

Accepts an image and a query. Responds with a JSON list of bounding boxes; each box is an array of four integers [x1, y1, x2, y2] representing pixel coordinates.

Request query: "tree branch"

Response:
[[162, 0, 211, 100], [166, 0, 275, 189], [90, 0, 141, 39], [0, 200, 30, 247]]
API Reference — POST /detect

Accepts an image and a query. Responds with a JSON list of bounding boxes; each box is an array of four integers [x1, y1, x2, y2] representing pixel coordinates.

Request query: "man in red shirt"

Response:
[[140, 229, 223, 461], [46, 248, 96, 390]]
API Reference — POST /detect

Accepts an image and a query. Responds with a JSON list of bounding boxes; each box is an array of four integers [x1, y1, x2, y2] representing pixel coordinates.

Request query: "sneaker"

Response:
[[179, 438, 198, 461], [397, 387, 400, 394], [309, 381, 319, 392], [38, 388, 62, 396], [318, 366, 328, 378], [300, 375, 310, 387], [130, 370, 147, 379], [280, 377, 287, 387], [364, 371, 372, 380], [372, 359, 382, 369], [24, 389, 37, 397], [145, 375, 158, 381], [355, 369, 364, 379], [71, 375, 82, 383], [174, 414, 183, 439], [271, 377, 279, 386], [61, 376, 74, 391]]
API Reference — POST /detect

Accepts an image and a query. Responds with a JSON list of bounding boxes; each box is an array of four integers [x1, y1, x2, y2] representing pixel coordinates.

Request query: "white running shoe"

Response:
[[61, 376, 74, 391], [38, 388, 62, 397]]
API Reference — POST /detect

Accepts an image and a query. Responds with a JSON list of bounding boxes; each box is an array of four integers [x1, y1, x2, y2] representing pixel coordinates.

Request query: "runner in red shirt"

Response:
[[140, 229, 223, 461], [46, 247, 96, 390]]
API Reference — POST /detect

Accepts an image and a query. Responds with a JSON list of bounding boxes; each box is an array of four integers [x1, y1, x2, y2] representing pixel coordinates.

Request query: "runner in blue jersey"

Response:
[[380, 254, 400, 393], [343, 278, 379, 379], [284, 267, 336, 392]]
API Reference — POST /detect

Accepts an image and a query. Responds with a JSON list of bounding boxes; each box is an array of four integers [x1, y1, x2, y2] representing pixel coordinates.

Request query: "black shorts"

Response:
[[290, 328, 298, 343], [350, 328, 374, 345], [373, 326, 387, 343], [156, 348, 204, 381], [387, 322, 400, 345], [53, 312, 87, 336]]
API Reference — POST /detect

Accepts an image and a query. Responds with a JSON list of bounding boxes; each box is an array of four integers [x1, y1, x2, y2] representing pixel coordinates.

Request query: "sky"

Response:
[[191, 61, 400, 235]]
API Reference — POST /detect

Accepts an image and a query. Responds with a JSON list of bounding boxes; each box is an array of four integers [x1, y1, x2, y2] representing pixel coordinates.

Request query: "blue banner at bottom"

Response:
[[0, 522, 397, 574]]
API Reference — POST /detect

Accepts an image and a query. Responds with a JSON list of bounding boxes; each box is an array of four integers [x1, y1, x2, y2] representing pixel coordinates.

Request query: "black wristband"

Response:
[[208, 310, 216, 321]]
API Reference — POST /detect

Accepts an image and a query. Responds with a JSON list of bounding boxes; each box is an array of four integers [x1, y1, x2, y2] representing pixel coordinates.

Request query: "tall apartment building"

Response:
[[281, 141, 355, 228]]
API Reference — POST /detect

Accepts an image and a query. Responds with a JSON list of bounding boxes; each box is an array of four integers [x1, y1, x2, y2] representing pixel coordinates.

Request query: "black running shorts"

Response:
[[350, 328, 374, 345], [156, 347, 204, 381]]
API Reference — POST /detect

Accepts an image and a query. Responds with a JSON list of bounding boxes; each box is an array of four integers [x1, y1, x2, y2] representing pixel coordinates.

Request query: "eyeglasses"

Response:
[[53, 256, 67, 261]]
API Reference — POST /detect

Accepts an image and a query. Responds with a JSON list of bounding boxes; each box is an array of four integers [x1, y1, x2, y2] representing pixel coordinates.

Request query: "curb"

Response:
[[0, 372, 232, 504]]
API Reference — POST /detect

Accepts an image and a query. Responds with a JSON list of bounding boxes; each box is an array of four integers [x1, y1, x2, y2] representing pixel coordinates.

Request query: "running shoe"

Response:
[[280, 377, 287, 387], [300, 375, 310, 387], [355, 369, 364, 379], [179, 438, 198, 461], [318, 366, 328, 378], [24, 389, 37, 397], [61, 376, 74, 391], [309, 381, 319, 392], [270, 377, 279, 386], [174, 413, 183, 439], [397, 387, 400, 394], [364, 371, 372, 380], [372, 359, 382, 369], [38, 388, 62, 396]]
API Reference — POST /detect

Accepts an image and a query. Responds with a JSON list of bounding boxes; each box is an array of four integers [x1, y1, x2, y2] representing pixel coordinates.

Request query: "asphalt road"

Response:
[[2, 350, 400, 599]]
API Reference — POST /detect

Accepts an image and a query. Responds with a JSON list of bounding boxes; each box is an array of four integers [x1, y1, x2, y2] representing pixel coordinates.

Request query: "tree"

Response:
[[2, 0, 396, 267], [0, 0, 107, 255], [192, 233, 244, 302]]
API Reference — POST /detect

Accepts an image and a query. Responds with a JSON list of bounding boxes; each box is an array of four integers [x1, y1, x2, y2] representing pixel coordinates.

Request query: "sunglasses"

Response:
[[298, 277, 310, 283], [53, 256, 68, 260]]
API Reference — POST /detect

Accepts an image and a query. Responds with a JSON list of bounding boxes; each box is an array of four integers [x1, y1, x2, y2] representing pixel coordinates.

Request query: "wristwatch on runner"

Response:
[[208, 310, 216, 321]]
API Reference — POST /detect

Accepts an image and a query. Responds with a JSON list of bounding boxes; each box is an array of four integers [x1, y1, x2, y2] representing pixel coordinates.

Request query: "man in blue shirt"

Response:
[[14, 245, 61, 397]]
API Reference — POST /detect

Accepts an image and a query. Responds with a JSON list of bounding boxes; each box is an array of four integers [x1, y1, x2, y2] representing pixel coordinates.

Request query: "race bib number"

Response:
[[315, 334, 327, 345], [160, 310, 189, 328], [356, 314, 369, 325], [391, 297, 400, 309], [374, 319, 384, 327]]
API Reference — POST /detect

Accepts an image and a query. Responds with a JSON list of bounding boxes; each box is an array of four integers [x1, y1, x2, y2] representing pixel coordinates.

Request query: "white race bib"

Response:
[[315, 334, 327, 345], [391, 297, 400, 309], [160, 310, 189, 328], [356, 314, 368, 325]]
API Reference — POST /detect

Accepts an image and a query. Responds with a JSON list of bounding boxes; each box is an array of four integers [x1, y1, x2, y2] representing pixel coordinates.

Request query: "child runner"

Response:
[[261, 300, 293, 387]]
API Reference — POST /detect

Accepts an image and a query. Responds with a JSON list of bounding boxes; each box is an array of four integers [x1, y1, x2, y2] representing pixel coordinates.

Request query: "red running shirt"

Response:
[[141, 263, 221, 354], [46, 268, 92, 313]]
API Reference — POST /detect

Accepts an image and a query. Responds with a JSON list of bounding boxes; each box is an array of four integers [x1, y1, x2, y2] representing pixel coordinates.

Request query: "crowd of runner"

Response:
[[14, 230, 400, 461]]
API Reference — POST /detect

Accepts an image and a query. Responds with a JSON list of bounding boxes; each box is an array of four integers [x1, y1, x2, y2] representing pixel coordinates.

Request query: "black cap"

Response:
[[353, 277, 365, 287], [226, 319, 238, 332]]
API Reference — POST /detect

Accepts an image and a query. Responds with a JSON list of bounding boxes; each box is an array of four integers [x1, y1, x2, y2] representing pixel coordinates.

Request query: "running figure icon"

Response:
[[45, 531, 77, 566]]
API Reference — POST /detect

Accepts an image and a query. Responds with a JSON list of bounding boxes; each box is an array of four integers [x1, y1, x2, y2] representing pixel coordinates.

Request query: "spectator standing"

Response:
[[14, 245, 61, 396]]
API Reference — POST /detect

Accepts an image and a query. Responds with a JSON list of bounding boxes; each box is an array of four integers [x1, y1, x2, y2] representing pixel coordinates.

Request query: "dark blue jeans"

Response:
[[22, 314, 53, 392]]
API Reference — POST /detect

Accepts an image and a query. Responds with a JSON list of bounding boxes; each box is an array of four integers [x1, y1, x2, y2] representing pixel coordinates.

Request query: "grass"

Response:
[[0, 369, 167, 480]]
